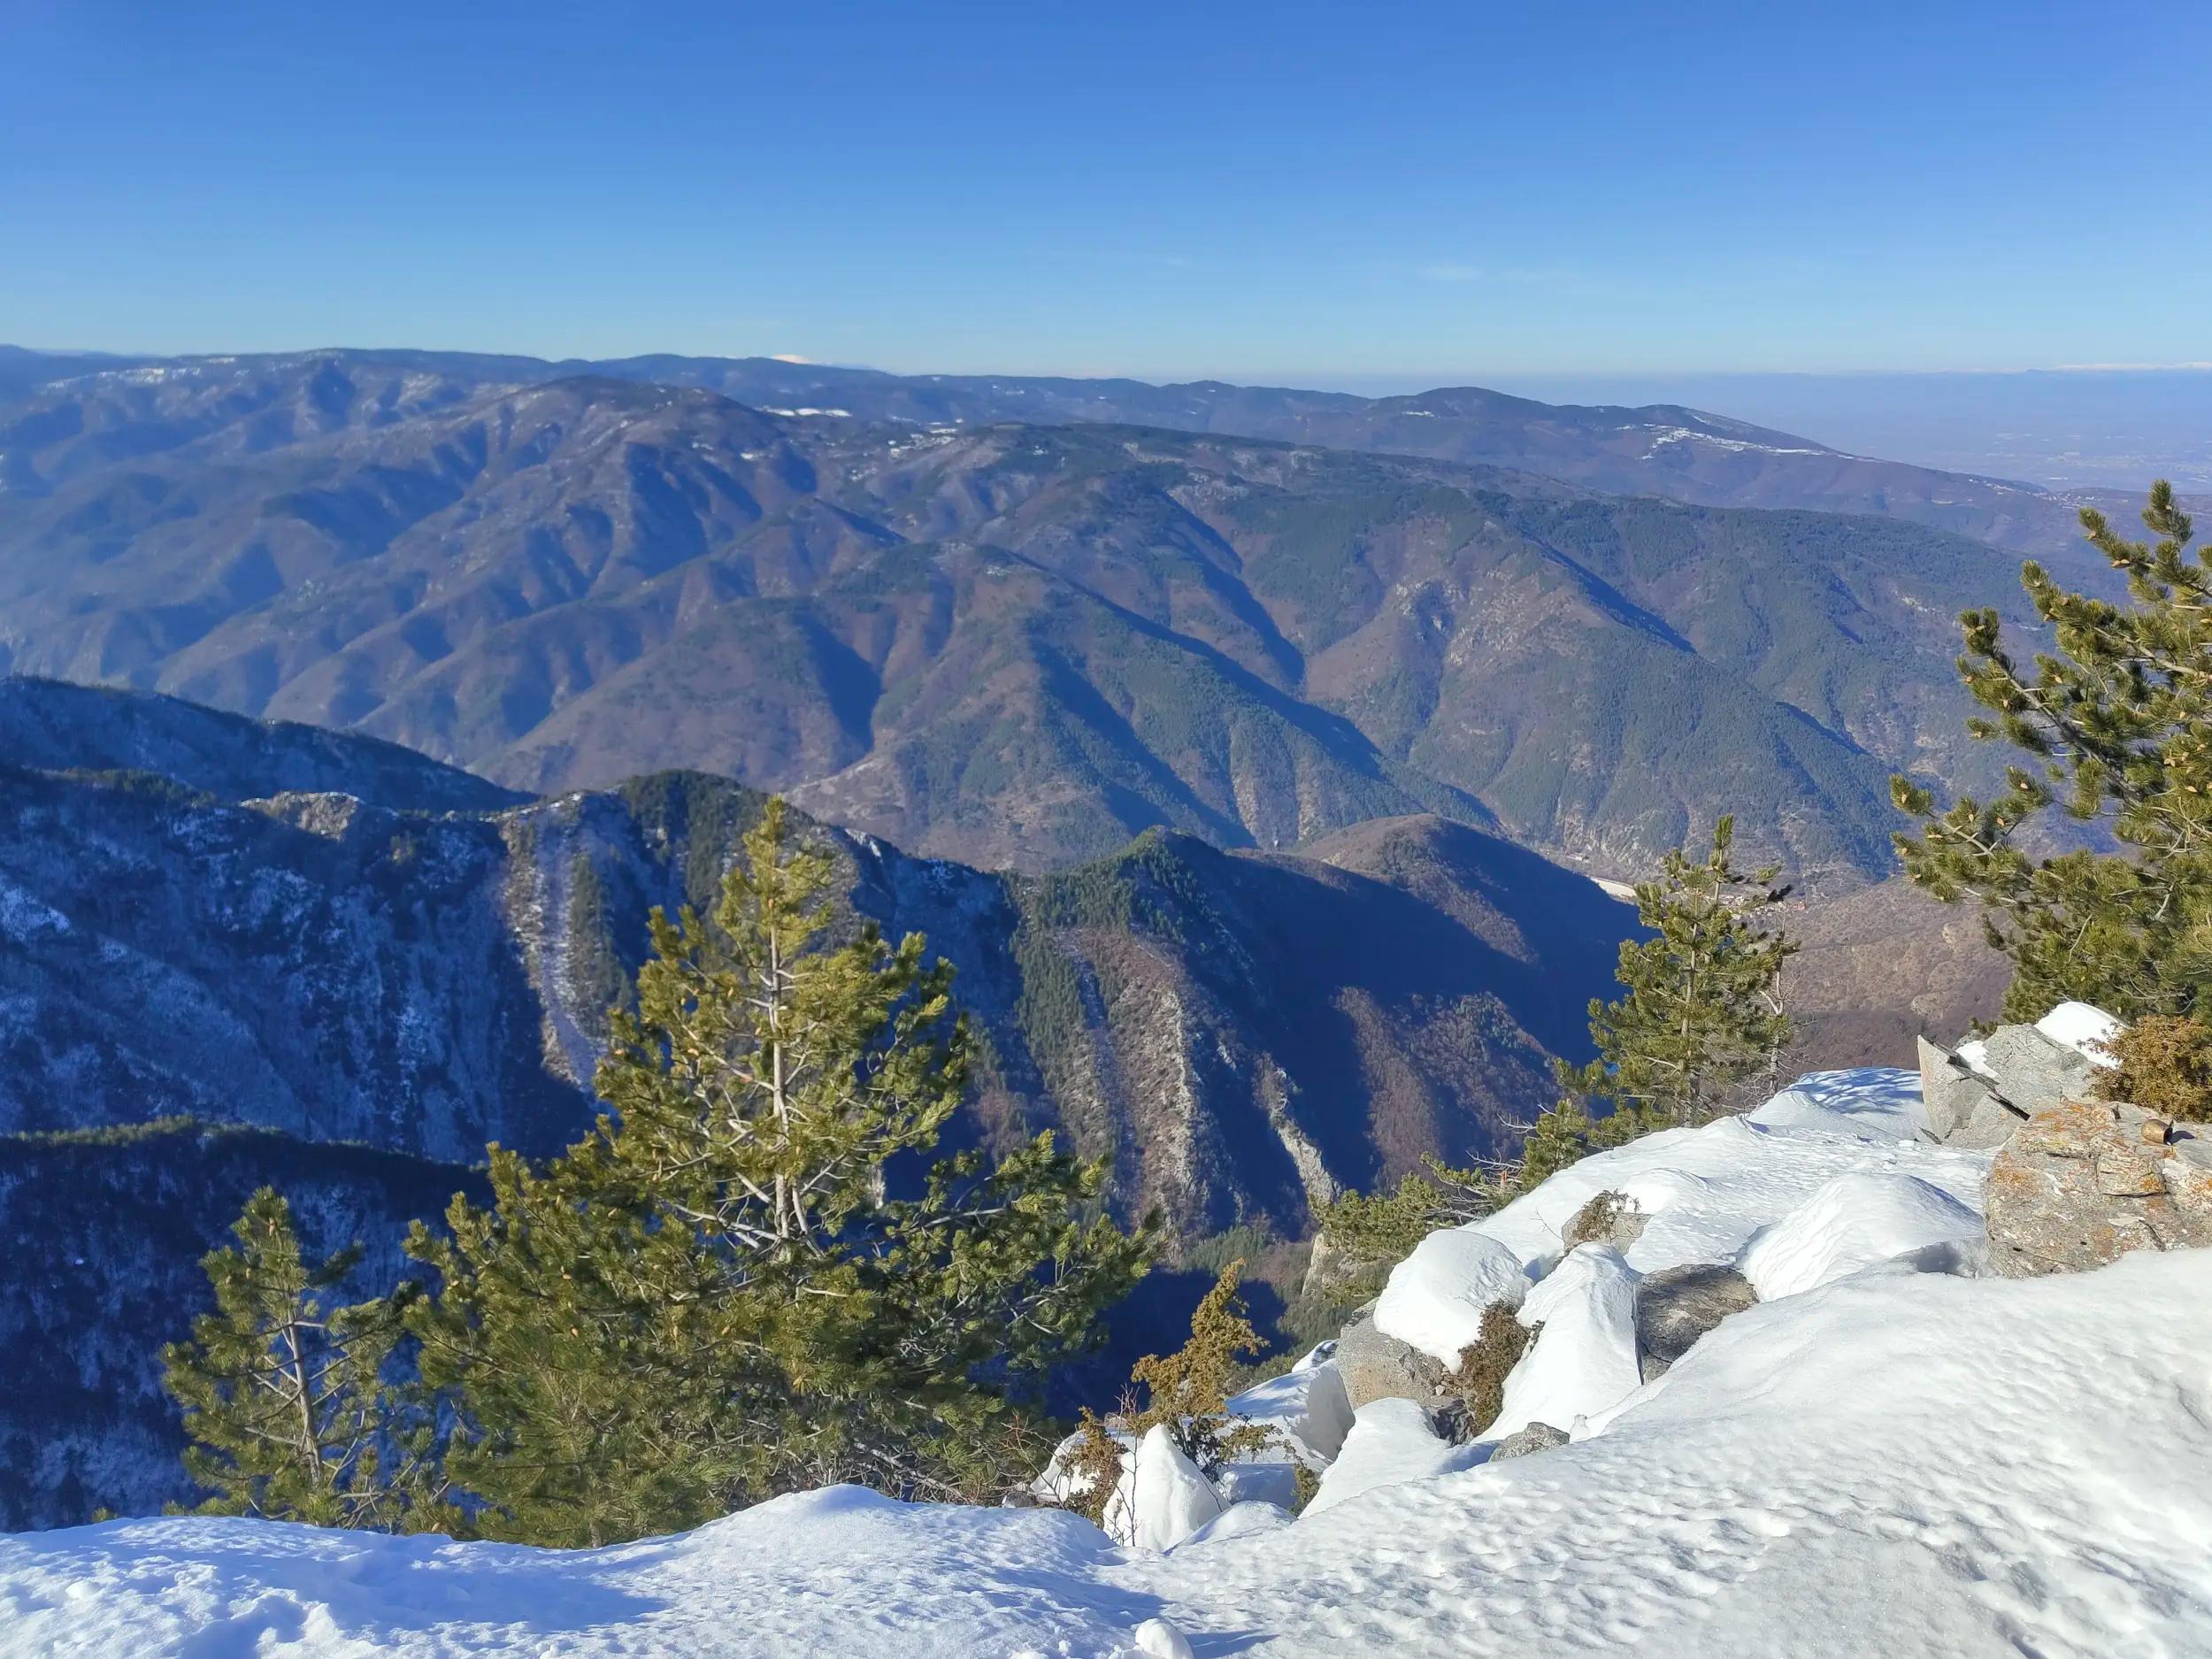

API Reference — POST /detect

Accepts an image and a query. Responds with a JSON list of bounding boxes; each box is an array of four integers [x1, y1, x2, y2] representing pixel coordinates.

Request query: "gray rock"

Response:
[[1488, 1422, 1570, 1462], [1914, 1035, 2027, 1148], [1986, 1100, 2212, 1276], [1333, 1312, 1453, 1410], [1635, 1263, 1758, 1382], [1978, 1024, 2104, 1117], [1562, 1190, 1648, 1253]]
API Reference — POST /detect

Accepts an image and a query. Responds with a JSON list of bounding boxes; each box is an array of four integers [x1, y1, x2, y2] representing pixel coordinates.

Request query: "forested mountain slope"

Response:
[[0, 355, 2035, 880], [0, 683, 1640, 1525], [0, 680, 1632, 1242]]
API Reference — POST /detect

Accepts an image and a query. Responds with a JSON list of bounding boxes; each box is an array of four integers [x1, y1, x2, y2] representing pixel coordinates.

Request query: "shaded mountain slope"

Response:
[[0, 675, 522, 811], [0, 1122, 480, 1531], [0, 683, 1632, 1230], [0, 687, 1640, 1527]]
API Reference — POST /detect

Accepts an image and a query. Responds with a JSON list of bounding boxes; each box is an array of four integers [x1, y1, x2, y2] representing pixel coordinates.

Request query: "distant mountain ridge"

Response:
[[0, 352, 2040, 880], [0, 344, 2110, 563], [0, 674, 524, 811]]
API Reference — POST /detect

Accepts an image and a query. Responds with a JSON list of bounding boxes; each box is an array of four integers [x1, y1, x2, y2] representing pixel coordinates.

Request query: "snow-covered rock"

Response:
[[1303, 1398, 1484, 1517], [1226, 1352, 1354, 1462], [1174, 1500, 1292, 1550], [2036, 1001, 2123, 1064], [1031, 1425, 1120, 1509], [1632, 1263, 1756, 1380], [1486, 1420, 1571, 1461], [1737, 1171, 1985, 1300], [1102, 1425, 1223, 1553], [1330, 1310, 1451, 1409], [1916, 1002, 2124, 1151], [1488, 1243, 1642, 1440], [1468, 1072, 1989, 1279], [1372, 1226, 1530, 1364]]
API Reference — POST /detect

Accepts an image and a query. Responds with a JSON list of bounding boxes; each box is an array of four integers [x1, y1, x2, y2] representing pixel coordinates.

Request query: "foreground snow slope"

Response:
[[11, 1060, 2209, 1658], [9, 1250, 2210, 1658]]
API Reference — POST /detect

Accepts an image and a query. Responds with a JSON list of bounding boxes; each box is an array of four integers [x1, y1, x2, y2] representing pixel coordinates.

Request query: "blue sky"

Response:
[[4, 0, 2208, 380]]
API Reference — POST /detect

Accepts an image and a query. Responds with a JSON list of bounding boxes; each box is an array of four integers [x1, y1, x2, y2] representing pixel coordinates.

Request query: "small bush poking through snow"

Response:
[[1448, 1304, 1537, 1439], [2098, 1015, 2212, 1120], [1562, 1189, 1642, 1250]]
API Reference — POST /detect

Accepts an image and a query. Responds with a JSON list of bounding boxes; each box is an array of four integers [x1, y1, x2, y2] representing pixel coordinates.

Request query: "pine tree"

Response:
[[162, 1189, 420, 1530], [1064, 1262, 1274, 1520], [1316, 1154, 1512, 1277], [409, 799, 1154, 1546], [1123, 1263, 1275, 1475], [1543, 815, 1795, 1156], [1893, 482, 2212, 1021]]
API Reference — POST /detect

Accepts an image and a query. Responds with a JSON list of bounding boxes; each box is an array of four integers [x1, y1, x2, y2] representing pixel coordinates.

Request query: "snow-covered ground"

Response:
[[9, 1064, 2211, 1658]]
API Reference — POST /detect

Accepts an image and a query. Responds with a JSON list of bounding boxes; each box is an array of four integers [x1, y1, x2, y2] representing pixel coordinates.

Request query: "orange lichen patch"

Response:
[[2010, 1101, 2112, 1158]]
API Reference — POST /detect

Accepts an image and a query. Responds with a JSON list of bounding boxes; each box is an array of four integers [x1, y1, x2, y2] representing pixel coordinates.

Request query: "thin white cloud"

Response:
[[769, 352, 813, 364]]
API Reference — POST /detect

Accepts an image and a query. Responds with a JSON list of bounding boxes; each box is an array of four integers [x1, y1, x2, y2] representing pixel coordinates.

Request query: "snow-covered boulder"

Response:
[[1468, 1077, 1989, 1281], [1486, 1420, 1570, 1461], [1488, 1243, 1642, 1440], [1304, 1397, 1484, 1517], [1031, 1425, 1123, 1509], [1226, 1349, 1354, 1462], [1922, 1002, 2126, 1148], [1373, 1226, 1530, 1365], [1737, 1171, 1984, 1300], [2036, 1001, 2124, 1063], [1103, 1425, 1224, 1552], [1175, 1499, 1294, 1550]]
